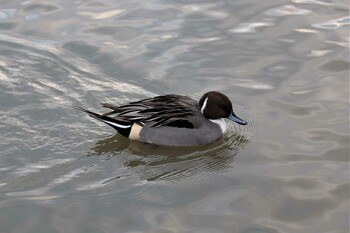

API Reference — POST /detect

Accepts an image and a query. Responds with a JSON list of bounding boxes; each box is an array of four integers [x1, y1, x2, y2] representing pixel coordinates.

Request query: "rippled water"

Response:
[[0, 0, 349, 232]]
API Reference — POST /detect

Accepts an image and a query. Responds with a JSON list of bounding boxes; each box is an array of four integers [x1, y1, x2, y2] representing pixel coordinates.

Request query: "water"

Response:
[[0, 0, 349, 232]]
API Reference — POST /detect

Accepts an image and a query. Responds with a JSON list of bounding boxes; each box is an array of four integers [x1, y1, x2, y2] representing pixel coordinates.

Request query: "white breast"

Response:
[[209, 118, 227, 133]]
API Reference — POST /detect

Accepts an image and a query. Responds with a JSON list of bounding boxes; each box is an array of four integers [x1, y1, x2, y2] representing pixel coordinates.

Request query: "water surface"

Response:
[[0, 0, 349, 232]]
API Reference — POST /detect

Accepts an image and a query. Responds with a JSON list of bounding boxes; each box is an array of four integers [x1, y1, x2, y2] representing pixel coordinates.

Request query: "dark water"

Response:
[[0, 0, 349, 232]]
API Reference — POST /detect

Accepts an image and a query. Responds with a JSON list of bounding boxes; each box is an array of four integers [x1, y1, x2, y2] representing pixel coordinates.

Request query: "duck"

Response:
[[78, 91, 247, 146]]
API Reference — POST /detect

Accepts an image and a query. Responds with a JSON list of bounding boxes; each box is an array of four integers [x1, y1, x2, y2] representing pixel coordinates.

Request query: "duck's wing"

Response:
[[101, 95, 200, 128]]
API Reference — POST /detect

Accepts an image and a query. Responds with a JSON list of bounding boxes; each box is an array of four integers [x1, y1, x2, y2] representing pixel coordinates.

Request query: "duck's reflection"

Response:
[[88, 132, 250, 182]]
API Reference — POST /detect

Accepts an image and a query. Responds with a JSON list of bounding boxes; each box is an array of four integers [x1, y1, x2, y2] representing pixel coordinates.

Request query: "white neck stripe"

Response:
[[201, 97, 208, 113]]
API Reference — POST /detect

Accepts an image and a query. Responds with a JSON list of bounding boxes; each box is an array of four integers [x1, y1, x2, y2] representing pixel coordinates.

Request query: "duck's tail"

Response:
[[77, 107, 132, 137]]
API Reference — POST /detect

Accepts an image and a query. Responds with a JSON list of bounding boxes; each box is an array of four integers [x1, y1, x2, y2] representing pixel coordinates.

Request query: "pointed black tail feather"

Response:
[[76, 107, 102, 119], [77, 107, 132, 137]]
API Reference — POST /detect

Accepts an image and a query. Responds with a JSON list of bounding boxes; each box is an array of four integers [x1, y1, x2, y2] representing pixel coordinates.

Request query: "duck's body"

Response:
[[78, 91, 247, 146]]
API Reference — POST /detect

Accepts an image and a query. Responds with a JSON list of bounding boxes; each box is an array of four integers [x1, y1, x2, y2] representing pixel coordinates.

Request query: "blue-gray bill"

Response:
[[228, 112, 247, 125]]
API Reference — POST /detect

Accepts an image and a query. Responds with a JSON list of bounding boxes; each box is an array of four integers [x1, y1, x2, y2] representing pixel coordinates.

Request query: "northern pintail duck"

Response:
[[78, 91, 247, 146]]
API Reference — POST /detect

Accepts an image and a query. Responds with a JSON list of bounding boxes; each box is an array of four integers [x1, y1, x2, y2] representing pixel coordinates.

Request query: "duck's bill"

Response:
[[228, 112, 247, 125]]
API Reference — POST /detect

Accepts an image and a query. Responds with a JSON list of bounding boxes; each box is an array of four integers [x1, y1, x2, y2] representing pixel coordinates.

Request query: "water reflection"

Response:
[[88, 132, 249, 182], [0, 0, 349, 232]]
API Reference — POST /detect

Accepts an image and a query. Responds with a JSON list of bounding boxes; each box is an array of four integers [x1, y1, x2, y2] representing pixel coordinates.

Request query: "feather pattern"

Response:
[[101, 94, 199, 128]]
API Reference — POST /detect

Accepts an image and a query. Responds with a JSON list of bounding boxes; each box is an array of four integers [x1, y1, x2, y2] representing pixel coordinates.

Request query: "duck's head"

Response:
[[199, 91, 247, 125]]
